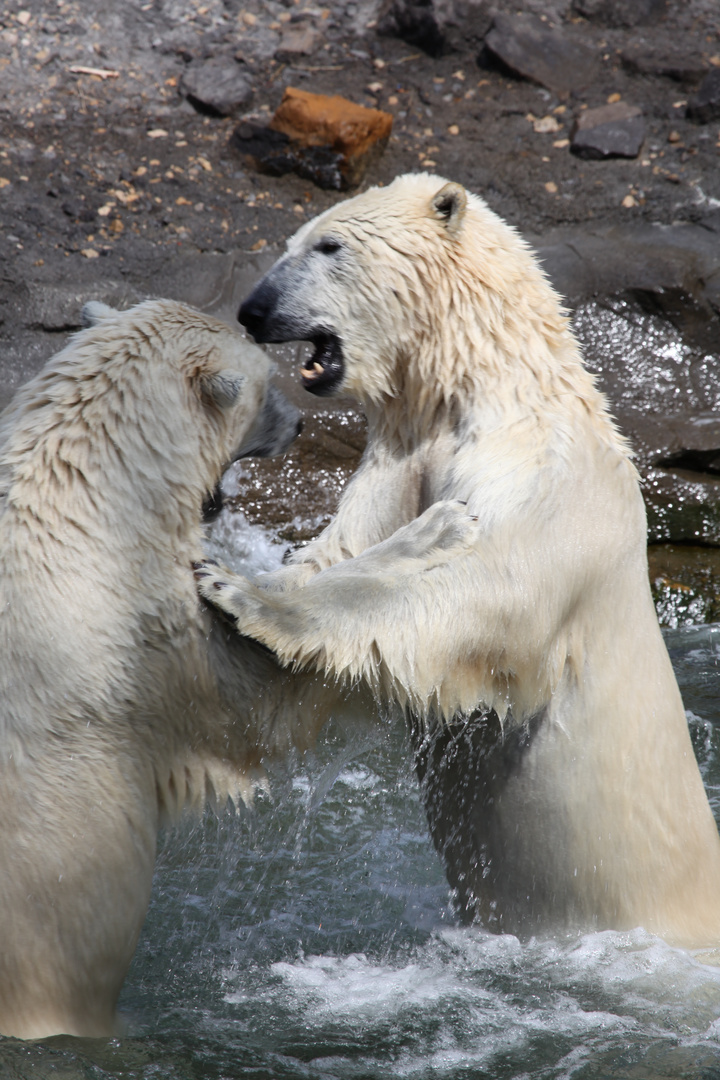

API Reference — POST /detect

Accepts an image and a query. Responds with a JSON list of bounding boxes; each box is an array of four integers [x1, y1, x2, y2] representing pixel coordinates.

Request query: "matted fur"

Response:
[[0, 299, 343, 1039], [197, 174, 720, 948]]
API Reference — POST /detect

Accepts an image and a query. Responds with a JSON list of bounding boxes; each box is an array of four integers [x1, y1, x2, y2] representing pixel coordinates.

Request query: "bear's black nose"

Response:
[[238, 296, 265, 338], [238, 279, 279, 341]]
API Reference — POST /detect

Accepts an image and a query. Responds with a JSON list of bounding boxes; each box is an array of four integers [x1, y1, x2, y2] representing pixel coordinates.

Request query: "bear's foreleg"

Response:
[[195, 498, 565, 719], [195, 498, 478, 631]]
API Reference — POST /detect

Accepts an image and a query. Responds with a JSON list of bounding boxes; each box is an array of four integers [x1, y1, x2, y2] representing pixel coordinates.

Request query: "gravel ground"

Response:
[[1, 0, 719, 275]]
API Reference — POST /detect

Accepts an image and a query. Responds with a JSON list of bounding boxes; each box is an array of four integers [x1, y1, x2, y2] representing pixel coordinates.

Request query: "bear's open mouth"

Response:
[[300, 332, 344, 397]]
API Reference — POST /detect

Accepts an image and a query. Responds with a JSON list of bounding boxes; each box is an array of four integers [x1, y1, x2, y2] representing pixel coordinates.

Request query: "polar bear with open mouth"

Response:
[[196, 173, 720, 948]]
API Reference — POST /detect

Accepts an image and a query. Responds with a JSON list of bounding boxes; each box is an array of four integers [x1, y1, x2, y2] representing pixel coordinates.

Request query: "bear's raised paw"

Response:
[[194, 562, 260, 627]]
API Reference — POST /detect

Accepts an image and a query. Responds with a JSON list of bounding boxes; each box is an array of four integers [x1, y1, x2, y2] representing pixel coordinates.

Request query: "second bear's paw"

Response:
[[193, 561, 259, 627], [410, 500, 480, 553]]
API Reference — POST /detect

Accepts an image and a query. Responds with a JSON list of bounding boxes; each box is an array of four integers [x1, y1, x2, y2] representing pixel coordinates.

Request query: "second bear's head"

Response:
[[3, 299, 300, 522], [79, 299, 300, 481]]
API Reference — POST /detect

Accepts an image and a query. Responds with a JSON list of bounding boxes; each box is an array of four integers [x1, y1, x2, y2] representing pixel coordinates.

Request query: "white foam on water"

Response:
[[203, 504, 287, 577], [335, 765, 380, 791], [219, 924, 720, 1079], [292, 765, 380, 797], [255, 932, 635, 1077], [269, 950, 490, 1017]]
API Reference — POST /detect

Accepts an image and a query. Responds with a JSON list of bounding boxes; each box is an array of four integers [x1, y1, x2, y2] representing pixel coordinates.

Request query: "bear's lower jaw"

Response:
[[300, 333, 345, 396]]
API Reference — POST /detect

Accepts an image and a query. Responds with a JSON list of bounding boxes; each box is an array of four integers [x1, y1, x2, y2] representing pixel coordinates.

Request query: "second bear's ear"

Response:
[[431, 182, 467, 237], [82, 301, 118, 327], [199, 370, 246, 409]]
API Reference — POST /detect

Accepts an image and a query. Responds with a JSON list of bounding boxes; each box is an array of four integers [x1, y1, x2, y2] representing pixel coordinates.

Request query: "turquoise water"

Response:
[[2, 625, 720, 1079]]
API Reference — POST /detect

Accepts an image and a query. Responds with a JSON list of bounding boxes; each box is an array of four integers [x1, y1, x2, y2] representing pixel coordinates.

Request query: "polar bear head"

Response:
[[237, 173, 565, 410], [80, 299, 299, 468], [1, 299, 301, 530]]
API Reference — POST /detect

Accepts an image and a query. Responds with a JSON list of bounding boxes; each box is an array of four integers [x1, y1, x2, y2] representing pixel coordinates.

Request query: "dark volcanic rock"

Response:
[[152, 26, 202, 60], [23, 281, 141, 333], [181, 56, 253, 117], [483, 13, 597, 93], [571, 0, 667, 28], [377, 0, 444, 58], [620, 45, 708, 84], [230, 122, 346, 189], [657, 448, 720, 477], [571, 101, 646, 159], [537, 219, 720, 347], [686, 69, 720, 124], [443, 1, 493, 53], [61, 197, 90, 220]]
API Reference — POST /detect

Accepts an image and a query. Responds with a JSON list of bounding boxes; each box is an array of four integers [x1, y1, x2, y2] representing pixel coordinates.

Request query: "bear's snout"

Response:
[[238, 280, 280, 343]]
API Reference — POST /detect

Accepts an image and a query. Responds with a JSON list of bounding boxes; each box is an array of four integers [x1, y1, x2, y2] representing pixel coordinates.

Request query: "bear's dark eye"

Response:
[[315, 237, 341, 255]]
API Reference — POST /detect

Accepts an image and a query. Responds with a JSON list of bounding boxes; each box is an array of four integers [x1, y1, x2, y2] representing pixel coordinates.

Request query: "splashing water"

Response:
[[3, 536, 719, 1079]]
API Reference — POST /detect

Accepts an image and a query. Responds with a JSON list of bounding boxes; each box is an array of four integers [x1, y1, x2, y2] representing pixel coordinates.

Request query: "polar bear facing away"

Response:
[[0, 299, 347, 1039], [197, 172, 720, 948]]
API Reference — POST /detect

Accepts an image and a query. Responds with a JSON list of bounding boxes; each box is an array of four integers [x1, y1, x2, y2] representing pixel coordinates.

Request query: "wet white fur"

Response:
[[198, 174, 720, 948], [0, 300, 341, 1039]]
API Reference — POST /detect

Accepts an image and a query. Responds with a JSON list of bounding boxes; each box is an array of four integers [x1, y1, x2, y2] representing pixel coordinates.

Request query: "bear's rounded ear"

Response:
[[82, 301, 117, 327], [199, 370, 246, 409], [431, 182, 467, 237]]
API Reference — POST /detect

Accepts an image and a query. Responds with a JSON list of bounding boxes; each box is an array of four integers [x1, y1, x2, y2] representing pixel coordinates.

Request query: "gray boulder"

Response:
[[181, 56, 253, 117], [571, 102, 646, 160], [571, 0, 667, 28], [483, 13, 597, 93]]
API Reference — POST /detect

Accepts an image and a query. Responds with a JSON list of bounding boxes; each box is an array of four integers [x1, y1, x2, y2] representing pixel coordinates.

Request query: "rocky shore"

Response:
[[1, 0, 719, 622]]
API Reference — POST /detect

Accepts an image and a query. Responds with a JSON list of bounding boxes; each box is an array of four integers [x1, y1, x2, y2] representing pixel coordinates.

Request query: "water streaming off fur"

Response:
[[3, 311, 720, 1078]]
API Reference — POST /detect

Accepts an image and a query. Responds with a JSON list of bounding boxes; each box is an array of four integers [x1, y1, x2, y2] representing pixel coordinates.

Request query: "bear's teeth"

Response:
[[300, 362, 324, 380]]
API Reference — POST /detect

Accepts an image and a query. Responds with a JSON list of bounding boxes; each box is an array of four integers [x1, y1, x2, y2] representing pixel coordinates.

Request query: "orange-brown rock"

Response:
[[269, 88, 392, 189]]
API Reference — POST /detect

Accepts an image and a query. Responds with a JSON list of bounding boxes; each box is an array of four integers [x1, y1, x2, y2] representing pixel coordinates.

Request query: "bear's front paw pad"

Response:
[[194, 561, 249, 621]]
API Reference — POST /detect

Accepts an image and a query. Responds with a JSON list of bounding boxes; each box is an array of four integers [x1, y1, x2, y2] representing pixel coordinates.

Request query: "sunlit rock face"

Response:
[[573, 299, 720, 546], [569, 299, 720, 627]]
